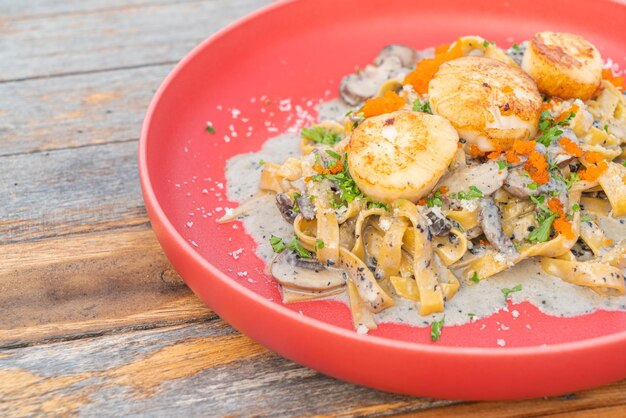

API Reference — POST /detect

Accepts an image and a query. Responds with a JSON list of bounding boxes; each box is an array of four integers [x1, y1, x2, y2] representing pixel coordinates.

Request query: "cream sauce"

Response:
[[224, 100, 626, 328]]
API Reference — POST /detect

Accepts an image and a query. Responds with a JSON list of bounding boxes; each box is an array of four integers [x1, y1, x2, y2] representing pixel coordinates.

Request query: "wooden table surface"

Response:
[[1, 0, 625, 416]]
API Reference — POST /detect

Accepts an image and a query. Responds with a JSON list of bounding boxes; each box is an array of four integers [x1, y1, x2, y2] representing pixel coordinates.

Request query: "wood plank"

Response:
[[394, 380, 626, 417], [0, 0, 272, 81], [0, 226, 213, 348], [0, 322, 459, 417], [1, 0, 199, 19], [0, 64, 171, 156], [0, 140, 145, 243], [1, 320, 624, 417]]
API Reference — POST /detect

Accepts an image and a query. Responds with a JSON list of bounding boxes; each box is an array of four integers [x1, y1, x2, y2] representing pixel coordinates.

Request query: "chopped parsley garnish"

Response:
[[292, 192, 301, 213], [455, 185, 483, 200], [269, 235, 286, 253], [315, 239, 325, 250], [325, 149, 342, 160], [604, 124, 609, 133], [527, 182, 538, 190], [288, 236, 312, 258], [412, 99, 432, 114], [536, 110, 576, 147], [430, 316, 445, 342], [565, 172, 580, 190], [205, 125, 216, 134], [581, 214, 593, 223], [368, 201, 390, 211], [511, 43, 521, 51], [527, 212, 557, 243], [301, 125, 342, 145], [470, 271, 480, 283], [530, 194, 550, 215], [497, 160, 511, 170], [310, 154, 364, 206], [259, 159, 265, 166], [572, 203, 580, 212], [483, 40, 495, 48], [468, 313, 476, 319], [427, 188, 444, 207], [502, 284, 522, 299]]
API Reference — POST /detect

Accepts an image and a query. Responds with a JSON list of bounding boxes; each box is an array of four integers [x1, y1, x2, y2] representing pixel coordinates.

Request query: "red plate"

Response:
[[139, 0, 626, 399]]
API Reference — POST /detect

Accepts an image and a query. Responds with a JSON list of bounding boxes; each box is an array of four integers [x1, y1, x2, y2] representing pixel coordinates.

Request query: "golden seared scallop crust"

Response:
[[347, 110, 458, 203], [428, 56, 542, 152], [522, 31, 602, 101]]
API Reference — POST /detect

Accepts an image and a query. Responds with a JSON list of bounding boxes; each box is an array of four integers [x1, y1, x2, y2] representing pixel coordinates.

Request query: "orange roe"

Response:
[[512, 139, 535, 155], [403, 41, 464, 95], [361, 90, 405, 118], [548, 197, 574, 240], [558, 137, 583, 157], [313, 158, 344, 175], [524, 150, 550, 184], [417, 198, 427, 206], [555, 104, 579, 123], [553, 217, 575, 239], [487, 149, 502, 160], [469, 144, 485, 158], [505, 149, 520, 163], [579, 151, 608, 181], [438, 186, 449, 195], [602, 68, 625, 92]]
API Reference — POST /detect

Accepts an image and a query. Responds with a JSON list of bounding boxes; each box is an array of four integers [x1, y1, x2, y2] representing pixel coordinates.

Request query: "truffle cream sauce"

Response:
[[224, 99, 626, 328]]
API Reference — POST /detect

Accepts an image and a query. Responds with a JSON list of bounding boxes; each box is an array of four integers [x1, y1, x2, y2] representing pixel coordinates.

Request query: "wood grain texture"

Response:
[[0, 64, 170, 156], [1, 140, 146, 243], [1, 321, 625, 417], [0, 0, 272, 81], [0, 322, 460, 417]]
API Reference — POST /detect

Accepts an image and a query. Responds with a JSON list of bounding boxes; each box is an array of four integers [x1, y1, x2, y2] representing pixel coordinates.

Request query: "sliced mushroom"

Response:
[[503, 169, 538, 198], [438, 161, 508, 196], [295, 193, 315, 220], [275, 193, 297, 223], [479, 197, 519, 259], [424, 207, 452, 236], [339, 55, 409, 106], [271, 251, 346, 291], [374, 44, 417, 68]]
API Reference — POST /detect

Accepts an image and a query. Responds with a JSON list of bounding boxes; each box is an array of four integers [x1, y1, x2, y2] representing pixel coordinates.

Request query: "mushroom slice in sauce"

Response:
[[479, 197, 519, 259], [295, 193, 316, 220], [424, 207, 452, 236], [271, 251, 346, 291], [503, 169, 538, 198], [373, 44, 417, 68], [275, 193, 297, 223], [339, 49, 411, 106], [438, 161, 508, 197]]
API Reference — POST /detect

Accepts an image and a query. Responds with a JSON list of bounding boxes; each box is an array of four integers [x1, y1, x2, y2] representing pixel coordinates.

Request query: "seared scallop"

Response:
[[429, 56, 542, 152], [521, 31, 602, 100], [347, 110, 458, 203]]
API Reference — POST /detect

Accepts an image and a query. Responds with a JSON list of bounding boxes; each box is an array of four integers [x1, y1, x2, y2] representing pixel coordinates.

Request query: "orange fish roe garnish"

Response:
[[524, 150, 550, 184], [487, 149, 502, 160], [417, 198, 427, 206], [579, 151, 609, 181], [403, 41, 464, 95], [438, 186, 449, 194], [469, 144, 486, 158], [505, 149, 520, 163], [548, 197, 575, 239], [558, 137, 583, 157], [312, 157, 344, 175], [555, 104, 579, 123], [361, 90, 405, 118], [553, 217, 575, 239], [602, 68, 625, 92], [512, 139, 536, 155], [547, 197, 564, 216]]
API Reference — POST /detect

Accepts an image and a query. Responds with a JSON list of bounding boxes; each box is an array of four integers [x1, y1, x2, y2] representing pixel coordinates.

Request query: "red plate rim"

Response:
[[139, 0, 626, 396]]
